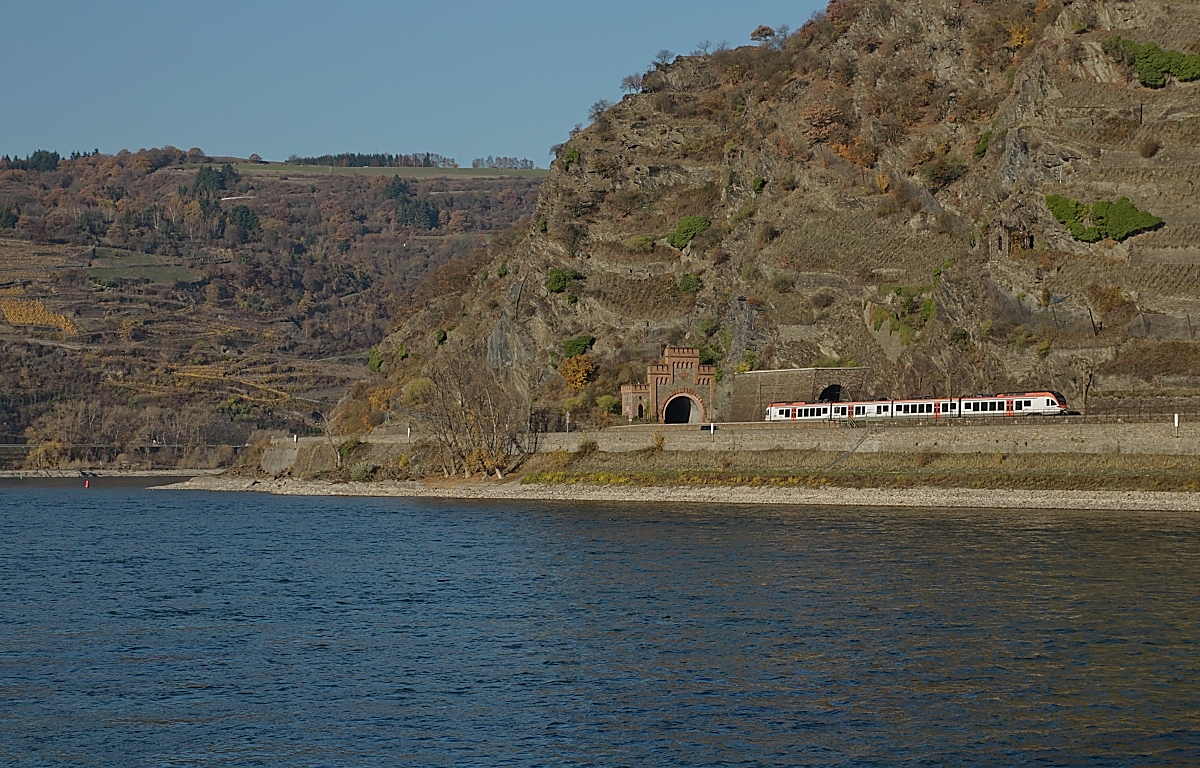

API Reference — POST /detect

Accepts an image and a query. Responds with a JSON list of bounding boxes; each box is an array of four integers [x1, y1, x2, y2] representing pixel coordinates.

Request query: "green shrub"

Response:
[[667, 216, 711, 249], [595, 395, 621, 414], [1096, 198, 1164, 241], [351, 460, 377, 482], [496, 260, 508, 278], [562, 334, 596, 357], [811, 355, 857, 368], [697, 317, 720, 337], [771, 275, 794, 293], [0, 203, 18, 229], [338, 438, 363, 465], [1045, 194, 1162, 242], [678, 273, 703, 294], [567, 294, 578, 305], [562, 147, 581, 170], [973, 131, 992, 158], [367, 346, 384, 372], [919, 156, 967, 189], [752, 176, 767, 194], [919, 298, 936, 325], [1104, 37, 1200, 88], [546, 267, 579, 293]]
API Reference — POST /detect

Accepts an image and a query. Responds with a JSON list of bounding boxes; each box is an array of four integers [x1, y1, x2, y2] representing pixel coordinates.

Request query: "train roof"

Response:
[[766, 391, 1067, 407]]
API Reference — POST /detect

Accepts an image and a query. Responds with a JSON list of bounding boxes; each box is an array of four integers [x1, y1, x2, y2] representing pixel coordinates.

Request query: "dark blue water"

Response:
[[1, 484, 1198, 766]]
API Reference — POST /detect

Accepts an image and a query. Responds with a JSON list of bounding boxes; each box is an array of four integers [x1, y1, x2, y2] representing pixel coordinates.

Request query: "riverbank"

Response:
[[159, 474, 1200, 512], [0, 469, 226, 478]]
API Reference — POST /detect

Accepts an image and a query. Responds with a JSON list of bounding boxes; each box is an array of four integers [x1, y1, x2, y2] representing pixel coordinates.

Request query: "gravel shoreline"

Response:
[[157, 475, 1200, 512]]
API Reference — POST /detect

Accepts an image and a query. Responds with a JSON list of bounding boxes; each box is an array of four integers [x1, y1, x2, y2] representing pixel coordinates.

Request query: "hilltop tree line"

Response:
[[1, 150, 63, 172], [471, 156, 536, 170], [285, 152, 459, 168]]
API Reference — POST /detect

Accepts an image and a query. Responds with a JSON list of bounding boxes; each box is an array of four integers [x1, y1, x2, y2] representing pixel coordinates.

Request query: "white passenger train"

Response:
[[765, 391, 1068, 422]]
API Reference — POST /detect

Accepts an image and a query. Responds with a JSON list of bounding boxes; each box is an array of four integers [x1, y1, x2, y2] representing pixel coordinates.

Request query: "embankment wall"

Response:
[[260, 419, 1199, 476]]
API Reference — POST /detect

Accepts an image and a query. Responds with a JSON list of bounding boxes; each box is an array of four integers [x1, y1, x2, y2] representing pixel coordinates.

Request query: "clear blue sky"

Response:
[[3, 1, 824, 167]]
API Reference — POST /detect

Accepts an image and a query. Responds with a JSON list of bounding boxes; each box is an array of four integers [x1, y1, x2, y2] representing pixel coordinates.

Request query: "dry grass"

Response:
[[519, 449, 1200, 493], [587, 273, 693, 320], [1099, 341, 1200, 377]]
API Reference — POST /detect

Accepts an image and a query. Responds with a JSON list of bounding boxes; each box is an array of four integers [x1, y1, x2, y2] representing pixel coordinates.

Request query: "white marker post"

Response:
[[1175, 413, 1180, 437], [566, 412, 571, 434]]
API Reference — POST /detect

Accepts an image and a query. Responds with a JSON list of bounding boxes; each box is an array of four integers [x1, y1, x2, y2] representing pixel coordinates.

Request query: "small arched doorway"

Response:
[[637, 403, 644, 419], [663, 395, 702, 424], [817, 384, 843, 402]]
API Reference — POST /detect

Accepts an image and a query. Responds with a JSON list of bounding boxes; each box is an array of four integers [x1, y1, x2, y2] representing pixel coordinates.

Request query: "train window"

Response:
[[1026, 400, 1032, 407], [1046, 398, 1054, 407], [1016, 401, 1023, 411]]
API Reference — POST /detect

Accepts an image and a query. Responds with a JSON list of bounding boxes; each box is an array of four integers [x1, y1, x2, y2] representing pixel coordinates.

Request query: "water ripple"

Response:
[[1, 487, 1198, 766]]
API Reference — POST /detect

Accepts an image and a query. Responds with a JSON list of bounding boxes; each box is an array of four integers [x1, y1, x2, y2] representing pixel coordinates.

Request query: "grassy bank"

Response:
[[519, 449, 1200, 493]]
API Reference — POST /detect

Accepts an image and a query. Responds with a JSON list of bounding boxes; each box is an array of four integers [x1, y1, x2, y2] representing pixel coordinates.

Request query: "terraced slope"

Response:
[[354, 0, 1200, 431]]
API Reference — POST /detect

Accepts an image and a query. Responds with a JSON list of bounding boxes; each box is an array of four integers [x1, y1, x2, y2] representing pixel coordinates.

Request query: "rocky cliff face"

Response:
[[373, 0, 1200, 424]]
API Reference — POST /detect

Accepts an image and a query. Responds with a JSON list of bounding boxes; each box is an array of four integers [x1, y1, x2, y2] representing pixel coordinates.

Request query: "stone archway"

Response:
[[663, 393, 704, 424], [817, 384, 843, 402]]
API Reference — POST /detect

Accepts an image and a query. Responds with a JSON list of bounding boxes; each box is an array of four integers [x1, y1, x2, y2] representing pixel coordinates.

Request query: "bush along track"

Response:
[[1045, 195, 1162, 243]]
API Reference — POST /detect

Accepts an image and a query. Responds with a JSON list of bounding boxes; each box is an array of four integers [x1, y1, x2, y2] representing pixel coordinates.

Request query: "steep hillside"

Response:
[[362, 0, 1200, 443], [0, 150, 541, 466]]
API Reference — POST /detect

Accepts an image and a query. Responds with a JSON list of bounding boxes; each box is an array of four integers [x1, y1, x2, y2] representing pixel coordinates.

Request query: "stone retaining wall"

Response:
[[260, 419, 1199, 475], [537, 420, 1198, 456]]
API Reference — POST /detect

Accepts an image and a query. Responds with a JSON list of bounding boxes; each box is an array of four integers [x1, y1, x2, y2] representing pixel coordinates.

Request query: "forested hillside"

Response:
[[0, 147, 540, 467]]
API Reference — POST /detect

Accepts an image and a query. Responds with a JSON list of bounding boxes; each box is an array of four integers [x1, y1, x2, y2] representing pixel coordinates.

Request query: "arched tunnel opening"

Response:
[[817, 384, 843, 402], [663, 396, 698, 424]]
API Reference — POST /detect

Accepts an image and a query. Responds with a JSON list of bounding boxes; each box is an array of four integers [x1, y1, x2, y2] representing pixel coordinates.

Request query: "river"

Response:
[[1, 482, 1197, 765]]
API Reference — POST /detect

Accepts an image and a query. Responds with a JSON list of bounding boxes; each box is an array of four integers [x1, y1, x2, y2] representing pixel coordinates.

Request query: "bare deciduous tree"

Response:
[[588, 99, 614, 122], [404, 355, 542, 478]]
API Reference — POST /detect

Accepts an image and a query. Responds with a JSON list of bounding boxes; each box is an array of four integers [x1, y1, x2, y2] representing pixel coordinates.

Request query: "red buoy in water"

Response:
[[85, 480, 89, 488]]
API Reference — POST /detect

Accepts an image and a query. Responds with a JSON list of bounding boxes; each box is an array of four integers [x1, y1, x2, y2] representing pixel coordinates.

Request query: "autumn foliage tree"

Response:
[[558, 355, 597, 392]]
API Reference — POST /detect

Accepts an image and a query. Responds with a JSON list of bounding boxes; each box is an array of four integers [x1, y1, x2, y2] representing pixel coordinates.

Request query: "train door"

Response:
[[933, 401, 941, 419], [1005, 399, 1014, 416]]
